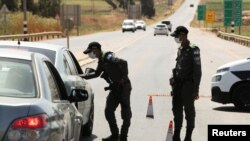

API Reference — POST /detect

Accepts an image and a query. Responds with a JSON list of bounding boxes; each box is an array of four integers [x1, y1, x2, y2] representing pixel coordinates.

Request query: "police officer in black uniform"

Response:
[[81, 42, 132, 141], [169, 26, 202, 141]]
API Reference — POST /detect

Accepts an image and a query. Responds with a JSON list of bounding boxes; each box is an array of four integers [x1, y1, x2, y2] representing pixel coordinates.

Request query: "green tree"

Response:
[[38, 0, 61, 17], [1, 0, 18, 11], [141, 0, 155, 18]]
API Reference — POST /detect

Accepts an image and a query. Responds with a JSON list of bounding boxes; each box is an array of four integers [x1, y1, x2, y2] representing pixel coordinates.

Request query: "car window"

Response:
[[63, 55, 72, 75], [68, 51, 83, 74], [0, 58, 36, 98], [124, 22, 133, 26], [43, 61, 60, 101], [157, 25, 166, 28], [63, 50, 78, 75]]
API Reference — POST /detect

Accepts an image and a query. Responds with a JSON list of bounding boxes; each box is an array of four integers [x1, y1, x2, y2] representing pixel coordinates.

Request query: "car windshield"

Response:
[[0, 46, 56, 64], [157, 25, 166, 28], [0, 58, 36, 98], [124, 22, 133, 26]]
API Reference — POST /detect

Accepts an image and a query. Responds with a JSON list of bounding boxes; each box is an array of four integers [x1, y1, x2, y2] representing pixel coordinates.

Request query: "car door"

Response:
[[63, 49, 93, 126], [42, 60, 81, 141]]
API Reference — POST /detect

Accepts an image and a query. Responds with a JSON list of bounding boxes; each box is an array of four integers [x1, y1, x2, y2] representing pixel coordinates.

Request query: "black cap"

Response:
[[83, 41, 101, 54], [170, 26, 189, 37]]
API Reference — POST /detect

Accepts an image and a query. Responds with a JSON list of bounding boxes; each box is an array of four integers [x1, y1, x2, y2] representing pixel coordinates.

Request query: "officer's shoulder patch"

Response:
[[190, 43, 198, 49], [103, 51, 115, 61]]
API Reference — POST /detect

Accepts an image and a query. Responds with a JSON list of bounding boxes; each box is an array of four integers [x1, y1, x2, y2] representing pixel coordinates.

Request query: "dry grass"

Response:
[[1, 0, 184, 35], [3, 12, 61, 35], [191, 0, 250, 36]]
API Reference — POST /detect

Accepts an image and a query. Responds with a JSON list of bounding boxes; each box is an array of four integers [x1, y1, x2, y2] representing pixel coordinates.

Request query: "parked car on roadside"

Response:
[[211, 58, 250, 109], [0, 49, 88, 141], [0, 41, 95, 137], [135, 20, 146, 31], [154, 24, 169, 36], [122, 19, 136, 33]]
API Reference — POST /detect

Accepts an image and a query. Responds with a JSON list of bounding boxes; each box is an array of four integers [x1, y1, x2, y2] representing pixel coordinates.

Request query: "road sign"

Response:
[[224, 0, 242, 26], [0, 4, 9, 14], [234, 0, 242, 26], [206, 10, 216, 23], [198, 5, 206, 21]]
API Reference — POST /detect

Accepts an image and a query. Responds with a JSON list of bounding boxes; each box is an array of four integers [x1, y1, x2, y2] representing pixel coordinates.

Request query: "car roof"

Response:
[[0, 48, 32, 60], [0, 41, 64, 52], [123, 19, 134, 22]]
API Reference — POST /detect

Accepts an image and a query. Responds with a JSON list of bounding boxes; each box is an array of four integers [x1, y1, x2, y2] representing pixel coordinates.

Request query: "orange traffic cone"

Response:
[[165, 120, 173, 141], [146, 96, 154, 118]]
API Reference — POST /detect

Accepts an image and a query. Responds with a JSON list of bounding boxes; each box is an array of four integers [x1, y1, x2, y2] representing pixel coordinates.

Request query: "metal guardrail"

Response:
[[0, 31, 64, 41], [217, 31, 250, 47]]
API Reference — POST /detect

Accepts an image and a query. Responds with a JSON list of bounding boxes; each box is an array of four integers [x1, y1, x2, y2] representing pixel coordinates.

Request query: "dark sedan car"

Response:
[[0, 41, 94, 136], [0, 49, 88, 141]]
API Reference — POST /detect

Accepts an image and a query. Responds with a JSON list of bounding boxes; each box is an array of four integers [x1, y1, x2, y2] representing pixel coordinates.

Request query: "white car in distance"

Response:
[[122, 19, 136, 33], [135, 20, 146, 31], [154, 24, 169, 36]]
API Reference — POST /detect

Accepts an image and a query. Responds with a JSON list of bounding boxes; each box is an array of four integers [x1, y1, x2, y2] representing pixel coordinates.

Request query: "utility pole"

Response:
[[231, 0, 235, 33], [23, 0, 28, 41], [0, 4, 9, 35]]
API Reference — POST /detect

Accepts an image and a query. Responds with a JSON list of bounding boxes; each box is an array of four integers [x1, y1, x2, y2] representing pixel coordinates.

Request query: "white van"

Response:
[[122, 19, 136, 33], [211, 58, 250, 109]]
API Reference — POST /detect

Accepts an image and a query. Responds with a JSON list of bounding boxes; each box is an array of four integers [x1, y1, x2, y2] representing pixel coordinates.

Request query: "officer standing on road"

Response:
[[169, 26, 202, 141], [81, 41, 132, 141]]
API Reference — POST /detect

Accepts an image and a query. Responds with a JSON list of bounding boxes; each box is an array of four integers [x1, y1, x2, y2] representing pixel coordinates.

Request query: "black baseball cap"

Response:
[[83, 41, 101, 54], [170, 26, 189, 37]]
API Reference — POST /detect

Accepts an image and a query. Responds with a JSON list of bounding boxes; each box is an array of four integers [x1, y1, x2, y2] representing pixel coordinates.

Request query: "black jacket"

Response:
[[83, 51, 130, 84], [174, 41, 202, 93]]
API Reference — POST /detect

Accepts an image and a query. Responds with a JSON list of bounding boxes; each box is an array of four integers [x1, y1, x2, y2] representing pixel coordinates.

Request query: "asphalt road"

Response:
[[41, 0, 250, 140]]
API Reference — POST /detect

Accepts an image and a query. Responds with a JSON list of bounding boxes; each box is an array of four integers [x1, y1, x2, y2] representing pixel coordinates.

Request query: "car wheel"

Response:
[[232, 83, 250, 109], [82, 104, 94, 136], [122, 30, 124, 33], [154, 34, 156, 36]]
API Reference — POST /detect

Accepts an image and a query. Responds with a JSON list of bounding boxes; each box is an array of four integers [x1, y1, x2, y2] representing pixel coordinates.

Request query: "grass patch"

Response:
[[0, 12, 60, 35], [0, 0, 184, 36], [191, 0, 250, 36]]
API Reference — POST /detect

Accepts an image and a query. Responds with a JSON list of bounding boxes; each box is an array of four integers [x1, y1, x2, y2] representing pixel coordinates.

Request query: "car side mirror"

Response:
[[69, 89, 88, 102], [85, 68, 95, 74]]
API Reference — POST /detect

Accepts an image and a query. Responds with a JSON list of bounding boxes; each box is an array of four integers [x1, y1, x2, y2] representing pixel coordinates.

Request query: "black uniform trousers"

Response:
[[172, 80, 195, 131], [105, 82, 132, 136]]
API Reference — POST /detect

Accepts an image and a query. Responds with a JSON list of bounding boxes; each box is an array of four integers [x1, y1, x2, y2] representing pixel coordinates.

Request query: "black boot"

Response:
[[119, 134, 127, 141], [102, 134, 119, 141], [183, 129, 193, 141], [173, 129, 181, 141]]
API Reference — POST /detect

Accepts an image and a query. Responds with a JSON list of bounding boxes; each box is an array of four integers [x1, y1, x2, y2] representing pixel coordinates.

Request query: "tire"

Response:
[[232, 83, 250, 109], [154, 34, 156, 36], [82, 104, 94, 136]]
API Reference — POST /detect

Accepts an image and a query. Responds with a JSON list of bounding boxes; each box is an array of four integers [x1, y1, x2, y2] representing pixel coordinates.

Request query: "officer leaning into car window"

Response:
[[80, 41, 132, 141], [169, 26, 202, 141]]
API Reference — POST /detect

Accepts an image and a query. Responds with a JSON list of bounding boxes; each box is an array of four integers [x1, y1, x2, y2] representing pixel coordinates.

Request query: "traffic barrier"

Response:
[[165, 120, 173, 141], [0, 31, 64, 41], [146, 96, 154, 118], [217, 31, 250, 47]]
